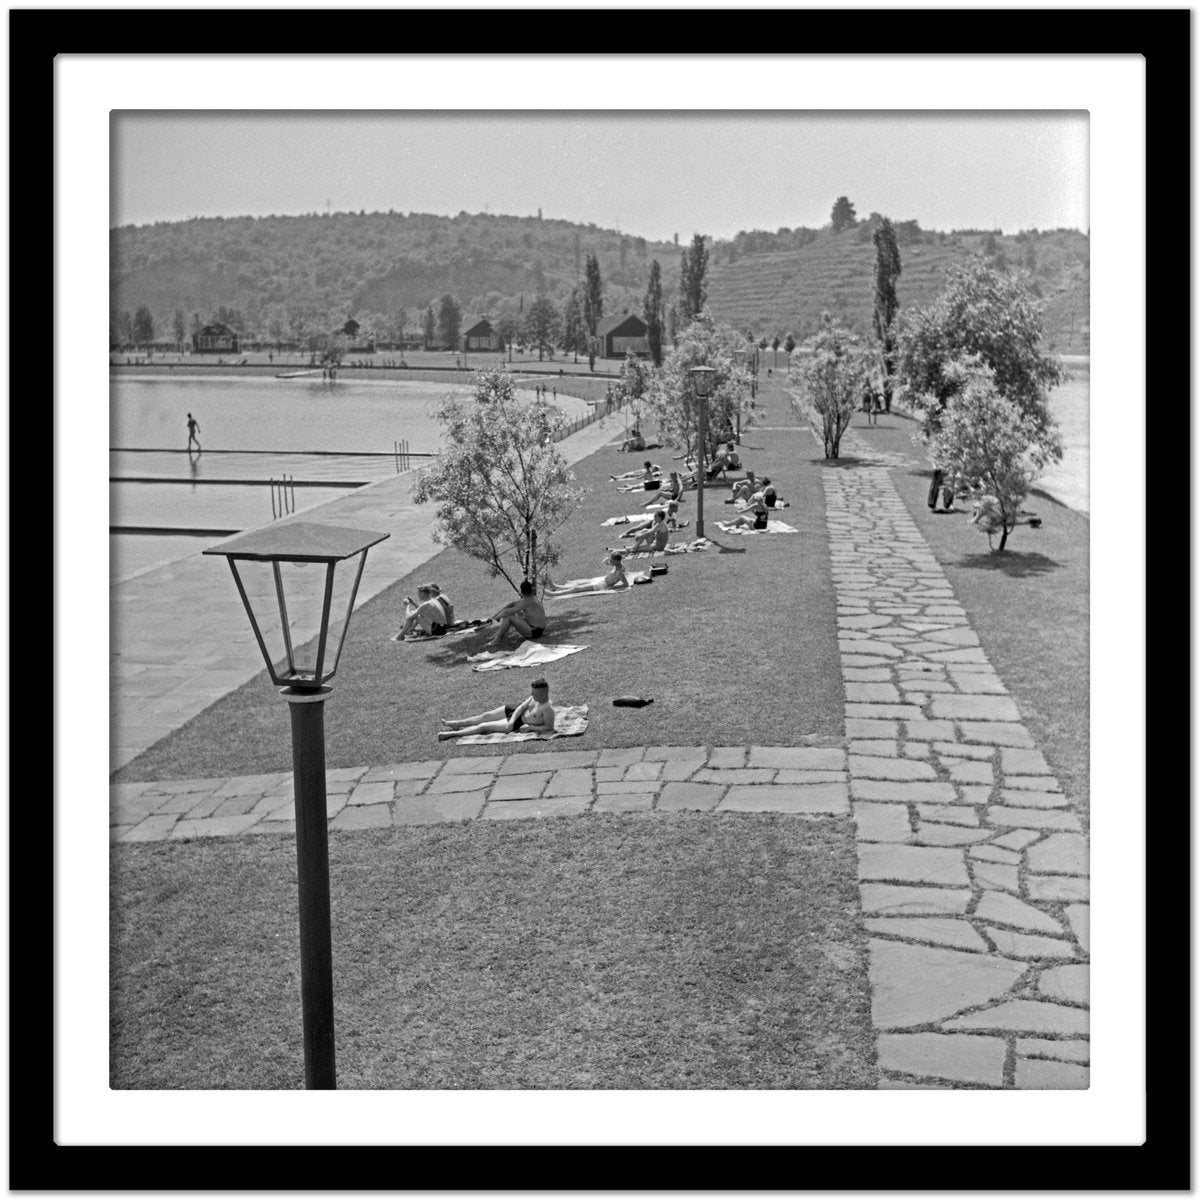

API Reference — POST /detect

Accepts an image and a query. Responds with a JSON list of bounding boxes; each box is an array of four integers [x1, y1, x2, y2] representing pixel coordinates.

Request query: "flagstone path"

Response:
[[109, 419, 1088, 1091], [823, 426, 1088, 1089]]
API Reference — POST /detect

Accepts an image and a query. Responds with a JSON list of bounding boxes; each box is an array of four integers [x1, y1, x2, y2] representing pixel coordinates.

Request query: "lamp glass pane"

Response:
[[230, 558, 359, 685]]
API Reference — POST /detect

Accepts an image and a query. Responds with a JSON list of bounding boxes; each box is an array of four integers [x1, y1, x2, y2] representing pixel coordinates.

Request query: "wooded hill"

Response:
[[111, 209, 1089, 351]]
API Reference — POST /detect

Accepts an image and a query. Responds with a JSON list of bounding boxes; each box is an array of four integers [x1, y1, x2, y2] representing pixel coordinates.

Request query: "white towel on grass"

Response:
[[468, 641, 588, 671], [716, 519, 798, 535]]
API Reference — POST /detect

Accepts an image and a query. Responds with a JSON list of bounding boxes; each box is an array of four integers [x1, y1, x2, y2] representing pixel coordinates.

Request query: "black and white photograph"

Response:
[[32, 31, 1171, 1169], [106, 104, 1093, 1092]]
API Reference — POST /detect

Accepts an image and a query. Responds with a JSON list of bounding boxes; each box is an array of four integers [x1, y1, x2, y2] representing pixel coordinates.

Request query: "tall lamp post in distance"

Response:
[[688, 365, 717, 539], [204, 520, 390, 1089]]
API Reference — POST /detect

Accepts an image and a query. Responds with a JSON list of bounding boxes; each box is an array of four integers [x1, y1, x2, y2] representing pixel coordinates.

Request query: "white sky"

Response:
[[112, 111, 1088, 240]]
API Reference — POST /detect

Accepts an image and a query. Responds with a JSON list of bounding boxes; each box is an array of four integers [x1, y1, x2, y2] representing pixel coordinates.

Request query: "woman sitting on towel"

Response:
[[545, 552, 628, 594], [399, 583, 453, 639], [628, 509, 671, 553], [727, 496, 770, 531], [438, 677, 556, 741]]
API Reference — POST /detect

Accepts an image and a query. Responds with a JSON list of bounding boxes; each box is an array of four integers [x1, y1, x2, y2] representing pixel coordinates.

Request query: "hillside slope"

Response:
[[111, 212, 1088, 351]]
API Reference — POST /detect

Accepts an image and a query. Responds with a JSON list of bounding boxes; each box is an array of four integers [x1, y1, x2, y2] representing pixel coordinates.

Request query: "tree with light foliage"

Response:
[[645, 316, 750, 459], [923, 358, 1061, 552], [616, 350, 655, 431], [792, 314, 874, 459], [411, 366, 585, 590], [897, 256, 1065, 447]]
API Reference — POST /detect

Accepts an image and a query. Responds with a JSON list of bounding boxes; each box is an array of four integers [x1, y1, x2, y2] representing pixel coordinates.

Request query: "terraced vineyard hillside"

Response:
[[111, 210, 1088, 353], [707, 229, 1089, 352]]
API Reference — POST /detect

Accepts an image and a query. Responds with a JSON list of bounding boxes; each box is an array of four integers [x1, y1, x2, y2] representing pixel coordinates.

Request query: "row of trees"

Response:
[[792, 240, 1064, 551]]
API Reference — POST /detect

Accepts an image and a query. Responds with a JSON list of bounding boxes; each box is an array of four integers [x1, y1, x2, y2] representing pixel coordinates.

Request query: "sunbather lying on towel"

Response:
[[438, 676, 555, 741], [613, 461, 662, 490], [545, 552, 629, 594]]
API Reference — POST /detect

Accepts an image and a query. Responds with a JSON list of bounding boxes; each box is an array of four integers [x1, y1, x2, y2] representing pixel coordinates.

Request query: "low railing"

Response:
[[553, 395, 626, 442]]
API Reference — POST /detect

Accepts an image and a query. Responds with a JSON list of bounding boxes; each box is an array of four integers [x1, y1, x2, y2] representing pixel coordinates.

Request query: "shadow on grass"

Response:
[[953, 550, 1062, 577]]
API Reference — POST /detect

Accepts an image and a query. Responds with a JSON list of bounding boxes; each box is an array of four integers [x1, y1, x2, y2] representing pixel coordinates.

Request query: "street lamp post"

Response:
[[688, 366, 717, 539], [204, 520, 390, 1089]]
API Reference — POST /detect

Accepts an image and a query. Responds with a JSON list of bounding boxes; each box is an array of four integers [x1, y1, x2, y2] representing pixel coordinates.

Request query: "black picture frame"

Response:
[[18, 8, 1186, 1190]]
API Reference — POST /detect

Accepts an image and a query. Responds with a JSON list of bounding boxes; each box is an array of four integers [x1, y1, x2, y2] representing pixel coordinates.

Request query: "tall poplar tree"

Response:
[[677, 233, 709, 324], [872, 217, 903, 412], [642, 260, 664, 366], [583, 253, 603, 371]]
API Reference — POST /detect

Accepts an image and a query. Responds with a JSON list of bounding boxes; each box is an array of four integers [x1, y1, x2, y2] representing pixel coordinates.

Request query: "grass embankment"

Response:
[[853, 410, 1089, 817], [113, 380, 844, 781], [111, 812, 874, 1090]]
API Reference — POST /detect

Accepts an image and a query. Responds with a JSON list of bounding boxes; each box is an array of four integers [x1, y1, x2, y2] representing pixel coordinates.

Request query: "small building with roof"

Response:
[[192, 322, 240, 354], [598, 312, 649, 358], [461, 318, 501, 353]]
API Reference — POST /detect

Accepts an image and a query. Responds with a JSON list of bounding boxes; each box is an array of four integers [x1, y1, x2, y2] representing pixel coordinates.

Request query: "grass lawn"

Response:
[[853, 409, 1090, 818], [113, 379, 844, 782], [111, 812, 875, 1090]]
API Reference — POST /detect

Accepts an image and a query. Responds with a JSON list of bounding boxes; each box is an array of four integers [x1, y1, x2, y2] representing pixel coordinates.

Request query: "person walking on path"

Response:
[[186, 413, 201, 453]]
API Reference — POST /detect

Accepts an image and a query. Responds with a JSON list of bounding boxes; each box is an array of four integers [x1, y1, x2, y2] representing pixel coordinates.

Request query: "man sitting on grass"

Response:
[[620, 500, 684, 537], [643, 470, 684, 508], [438, 677, 555, 741], [706, 442, 742, 478], [627, 509, 671, 554], [487, 579, 548, 648], [727, 471, 758, 505]]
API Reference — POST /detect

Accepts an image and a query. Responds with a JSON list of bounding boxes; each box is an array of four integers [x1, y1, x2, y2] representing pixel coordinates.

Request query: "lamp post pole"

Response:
[[688, 366, 716, 540], [696, 384, 707, 539], [284, 686, 337, 1089], [205, 521, 389, 1090]]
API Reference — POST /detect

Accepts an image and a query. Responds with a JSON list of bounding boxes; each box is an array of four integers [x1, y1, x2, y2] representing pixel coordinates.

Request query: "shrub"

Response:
[[411, 366, 585, 588], [923, 359, 1062, 552]]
